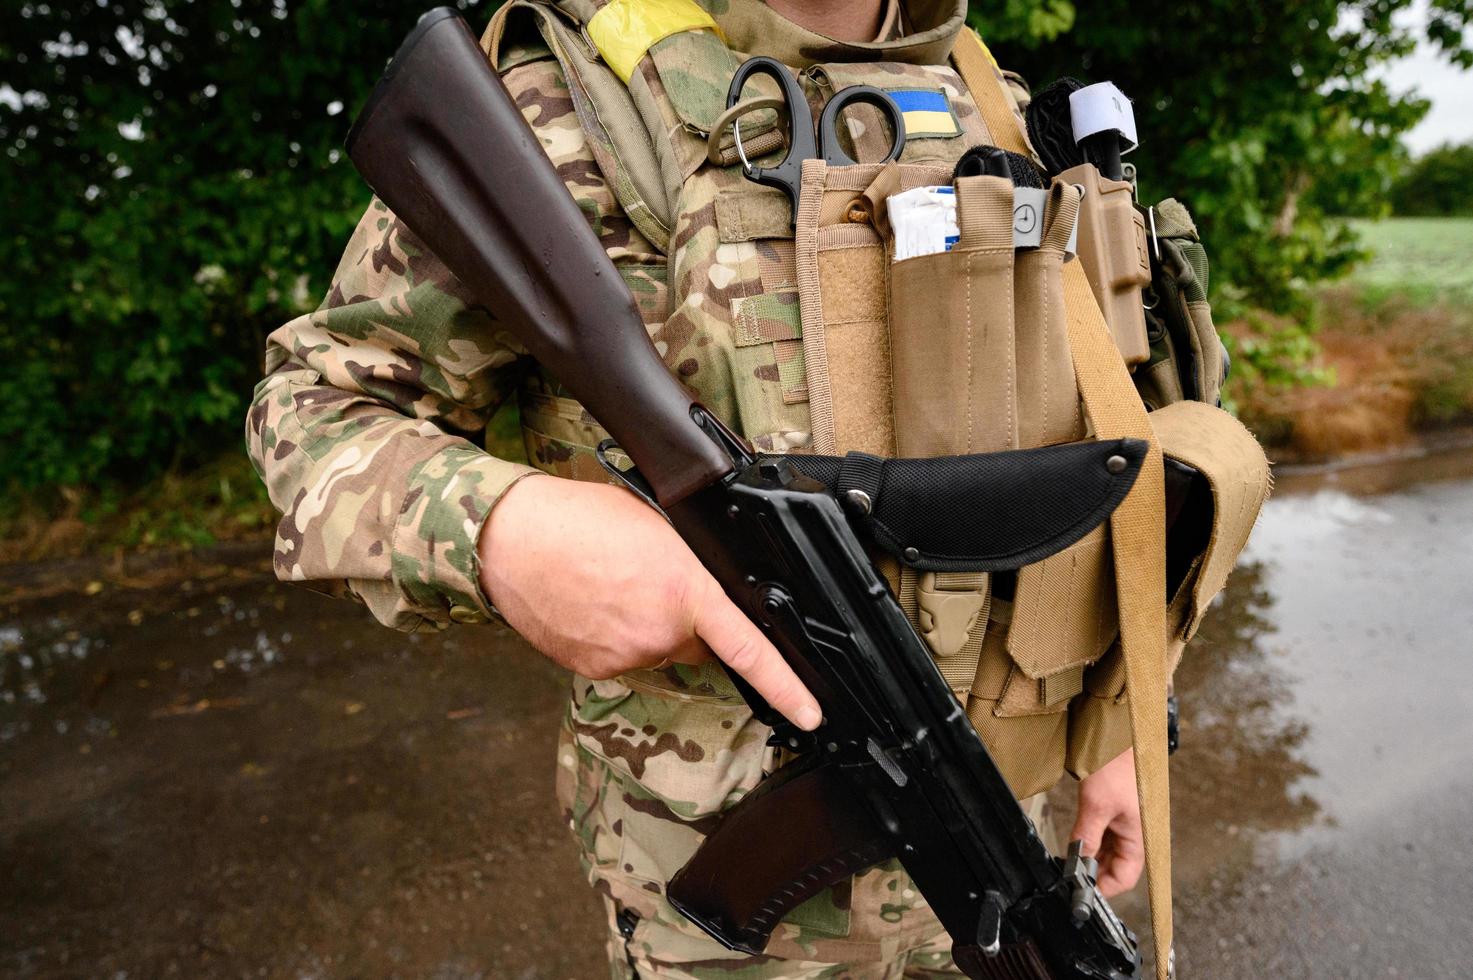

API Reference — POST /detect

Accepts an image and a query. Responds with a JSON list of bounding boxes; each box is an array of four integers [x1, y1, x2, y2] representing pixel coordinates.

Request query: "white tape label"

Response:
[[1012, 188, 1048, 248], [1069, 81, 1138, 153]]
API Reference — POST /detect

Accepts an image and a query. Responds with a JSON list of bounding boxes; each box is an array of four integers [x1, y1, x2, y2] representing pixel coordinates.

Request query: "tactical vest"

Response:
[[483, 1, 1270, 969]]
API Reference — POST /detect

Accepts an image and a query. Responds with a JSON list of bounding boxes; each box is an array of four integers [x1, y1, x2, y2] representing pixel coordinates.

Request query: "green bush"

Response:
[[0, 1, 498, 494], [1390, 143, 1473, 217], [984, 0, 1469, 386]]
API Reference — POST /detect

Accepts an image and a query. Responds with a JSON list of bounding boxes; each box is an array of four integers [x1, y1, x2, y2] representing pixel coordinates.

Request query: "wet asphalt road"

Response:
[[1, 554, 607, 979], [4, 446, 1473, 979], [1151, 445, 1473, 979]]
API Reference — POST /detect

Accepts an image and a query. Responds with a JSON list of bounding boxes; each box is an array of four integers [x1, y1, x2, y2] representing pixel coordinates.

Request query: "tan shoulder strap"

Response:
[[482, 1, 513, 59], [951, 32, 1039, 162], [953, 29, 1174, 980]]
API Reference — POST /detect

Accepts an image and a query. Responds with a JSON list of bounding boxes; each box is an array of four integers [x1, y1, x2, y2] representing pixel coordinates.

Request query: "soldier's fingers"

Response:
[[1070, 811, 1107, 860], [1096, 833, 1145, 897], [663, 635, 713, 666], [690, 582, 822, 731]]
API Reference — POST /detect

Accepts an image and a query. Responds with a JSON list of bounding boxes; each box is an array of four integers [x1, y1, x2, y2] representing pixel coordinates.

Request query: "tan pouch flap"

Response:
[[714, 184, 795, 243], [1151, 400, 1272, 638], [1006, 525, 1119, 679]]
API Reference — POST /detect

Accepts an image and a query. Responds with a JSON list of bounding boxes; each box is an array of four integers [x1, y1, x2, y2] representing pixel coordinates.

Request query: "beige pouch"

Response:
[[1013, 183, 1088, 448], [1152, 400, 1273, 643], [966, 603, 1071, 799], [887, 174, 1019, 458], [1057, 163, 1152, 368], [794, 159, 953, 457]]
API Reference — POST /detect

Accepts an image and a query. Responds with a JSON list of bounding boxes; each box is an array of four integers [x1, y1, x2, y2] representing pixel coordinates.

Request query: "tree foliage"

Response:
[[0, 1, 496, 492], [1390, 142, 1473, 216], [2, 0, 1469, 493]]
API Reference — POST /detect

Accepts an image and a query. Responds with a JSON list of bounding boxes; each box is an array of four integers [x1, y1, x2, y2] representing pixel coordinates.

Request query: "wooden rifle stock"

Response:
[[344, 8, 734, 505]]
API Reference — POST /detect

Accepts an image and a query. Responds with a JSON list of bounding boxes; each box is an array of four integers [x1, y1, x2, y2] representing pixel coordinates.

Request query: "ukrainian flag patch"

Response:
[[887, 88, 960, 140]]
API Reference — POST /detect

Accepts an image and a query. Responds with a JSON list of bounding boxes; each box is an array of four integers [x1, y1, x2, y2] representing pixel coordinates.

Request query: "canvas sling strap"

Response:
[[954, 30, 1175, 980]]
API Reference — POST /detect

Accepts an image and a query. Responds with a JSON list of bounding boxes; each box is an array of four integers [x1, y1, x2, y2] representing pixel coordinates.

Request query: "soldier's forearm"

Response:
[[246, 362, 537, 631], [246, 55, 660, 629], [472, 471, 823, 730]]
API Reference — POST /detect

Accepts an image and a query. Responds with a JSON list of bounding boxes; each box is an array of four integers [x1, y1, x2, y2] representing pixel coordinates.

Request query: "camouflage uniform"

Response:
[[247, 3, 1057, 975]]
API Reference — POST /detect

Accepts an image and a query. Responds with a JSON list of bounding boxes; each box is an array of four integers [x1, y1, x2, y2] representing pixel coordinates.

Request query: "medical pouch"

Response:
[[793, 159, 954, 458], [888, 174, 1018, 458], [1057, 162, 1152, 368], [1013, 182, 1088, 449]]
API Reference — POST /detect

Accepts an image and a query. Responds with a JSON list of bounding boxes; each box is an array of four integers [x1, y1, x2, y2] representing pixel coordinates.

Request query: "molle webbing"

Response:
[[952, 29, 1174, 979]]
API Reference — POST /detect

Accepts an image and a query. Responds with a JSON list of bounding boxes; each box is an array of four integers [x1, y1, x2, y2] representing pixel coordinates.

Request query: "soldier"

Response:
[[248, 1, 1155, 976]]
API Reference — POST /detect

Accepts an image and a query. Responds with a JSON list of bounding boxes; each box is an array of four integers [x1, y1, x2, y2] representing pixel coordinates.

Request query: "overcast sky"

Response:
[[1380, 1, 1473, 155]]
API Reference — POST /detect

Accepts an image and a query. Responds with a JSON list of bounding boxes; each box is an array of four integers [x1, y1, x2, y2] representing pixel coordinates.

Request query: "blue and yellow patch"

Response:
[[886, 88, 960, 140]]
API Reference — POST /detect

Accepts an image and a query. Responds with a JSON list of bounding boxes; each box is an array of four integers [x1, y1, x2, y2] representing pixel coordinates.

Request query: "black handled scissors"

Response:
[[725, 56, 906, 221]]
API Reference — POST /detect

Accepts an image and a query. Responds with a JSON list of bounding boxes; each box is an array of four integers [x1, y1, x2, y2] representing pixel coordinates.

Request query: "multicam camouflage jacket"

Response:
[[247, 0, 1101, 967], [248, 56, 598, 631]]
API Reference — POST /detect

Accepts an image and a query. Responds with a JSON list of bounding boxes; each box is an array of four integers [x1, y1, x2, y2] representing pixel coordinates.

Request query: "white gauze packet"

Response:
[[888, 185, 959, 261]]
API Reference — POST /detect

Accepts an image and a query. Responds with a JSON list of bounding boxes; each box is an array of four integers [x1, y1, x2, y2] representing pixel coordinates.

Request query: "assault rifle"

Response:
[[346, 10, 1144, 978]]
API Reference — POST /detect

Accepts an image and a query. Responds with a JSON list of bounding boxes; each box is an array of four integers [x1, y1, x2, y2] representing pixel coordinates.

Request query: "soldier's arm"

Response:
[[244, 59, 583, 631], [247, 54, 822, 728]]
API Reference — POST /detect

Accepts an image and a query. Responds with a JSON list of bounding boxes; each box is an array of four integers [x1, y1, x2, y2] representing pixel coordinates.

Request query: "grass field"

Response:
[[1231, 216, 1473, 459], [1348, 217, 1473, 304]]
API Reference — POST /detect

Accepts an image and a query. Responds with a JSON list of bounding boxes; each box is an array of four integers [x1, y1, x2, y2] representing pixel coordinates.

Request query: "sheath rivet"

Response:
[[1106, 454, 1128, 474], [903, 546, 921, 563], [843, 488, 873, 516]]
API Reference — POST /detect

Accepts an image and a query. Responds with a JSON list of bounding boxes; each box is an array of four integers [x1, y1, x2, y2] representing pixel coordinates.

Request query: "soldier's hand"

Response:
[[1072, 747, 1145, 897], [477, 475, 823, 731]]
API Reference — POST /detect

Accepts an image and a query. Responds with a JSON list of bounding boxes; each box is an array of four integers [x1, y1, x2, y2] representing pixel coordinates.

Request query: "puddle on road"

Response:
[[4, 446, 1472, 978], [1157, 445, 1473, 978], [1, 578, 297, 744]]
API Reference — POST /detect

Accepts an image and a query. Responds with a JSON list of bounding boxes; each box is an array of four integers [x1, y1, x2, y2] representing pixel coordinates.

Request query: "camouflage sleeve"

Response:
[[245, 57, 616, 632]]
